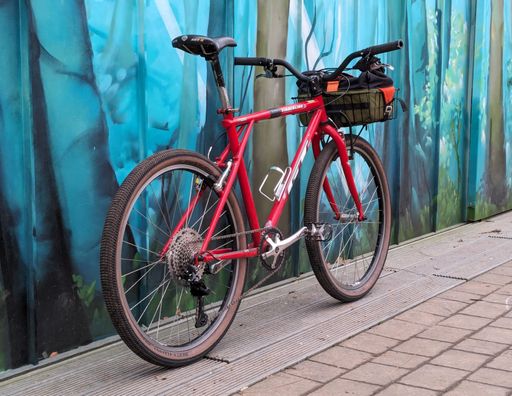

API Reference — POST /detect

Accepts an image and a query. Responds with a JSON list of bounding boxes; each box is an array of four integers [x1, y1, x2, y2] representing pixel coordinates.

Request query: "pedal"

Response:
[[306, 223, 333, 241]]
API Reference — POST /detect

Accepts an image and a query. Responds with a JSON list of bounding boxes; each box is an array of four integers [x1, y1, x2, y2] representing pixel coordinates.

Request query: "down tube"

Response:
[[267, 110, 323, 227]]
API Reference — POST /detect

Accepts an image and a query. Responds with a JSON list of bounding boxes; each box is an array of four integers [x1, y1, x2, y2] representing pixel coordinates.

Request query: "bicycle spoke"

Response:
[[311, 140, 386, 291], [153, 277, 172, 339], [133, 207, 170, 239], [124, 259, 161, 295], [131, 274, 169, 314], [149, 182, 172, 234], [107, 157, 245, 359], [122, 259, 164, 277]]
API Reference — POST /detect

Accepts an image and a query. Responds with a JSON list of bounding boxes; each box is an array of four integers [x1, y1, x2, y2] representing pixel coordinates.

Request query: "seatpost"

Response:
[[209, 56, 231, 110]]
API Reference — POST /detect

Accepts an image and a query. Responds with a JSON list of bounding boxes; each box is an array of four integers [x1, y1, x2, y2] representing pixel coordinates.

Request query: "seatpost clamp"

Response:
[[217, 108, 239, 114]]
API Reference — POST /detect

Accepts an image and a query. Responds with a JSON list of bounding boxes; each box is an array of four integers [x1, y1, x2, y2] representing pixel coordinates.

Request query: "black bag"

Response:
[[297, 70, 397, 127]]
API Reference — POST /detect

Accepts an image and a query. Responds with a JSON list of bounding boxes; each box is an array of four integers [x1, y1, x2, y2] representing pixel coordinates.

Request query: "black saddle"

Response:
[[172, 35, 237, 59]]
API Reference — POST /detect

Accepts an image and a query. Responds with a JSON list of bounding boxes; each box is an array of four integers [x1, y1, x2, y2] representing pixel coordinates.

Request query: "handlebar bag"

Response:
[[298, 70, 396, 128]]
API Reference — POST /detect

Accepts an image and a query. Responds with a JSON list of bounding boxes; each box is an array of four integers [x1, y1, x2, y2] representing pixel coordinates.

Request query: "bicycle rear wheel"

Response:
[[304, 136, 391, 301], [100, 149, 247, 367]]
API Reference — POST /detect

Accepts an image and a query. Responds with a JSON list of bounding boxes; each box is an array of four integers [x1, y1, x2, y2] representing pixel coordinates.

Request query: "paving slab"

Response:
[[486, 349, 512, 372], [454, 338, 509, 356], [471, 326, 512, 344], [284, 360, 345, 383], [376, 384, 438, 396], [395, 310, 444, 326], [341, 362, 408, 386], [399, 364, 468, 391], [468, 367, 512, 388], [460, 300, 509, 319], [430, 349, 489, 371], [309, 346, 372, 370], [309, 378, 380, 396], [371, 350, 429, 369], [393, 337, 452, 357], [417, 325, 472, 343], [367, 319, 426, 341], [238, 372, 319, 396], [491, 317, 512, 329], [438, 314, 492, 330], [339, 332, 400, 355], [445, 380, 510, 396]]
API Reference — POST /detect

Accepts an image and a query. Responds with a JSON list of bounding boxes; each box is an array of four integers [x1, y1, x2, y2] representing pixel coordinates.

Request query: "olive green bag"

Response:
[[297, 70, 397, 128]]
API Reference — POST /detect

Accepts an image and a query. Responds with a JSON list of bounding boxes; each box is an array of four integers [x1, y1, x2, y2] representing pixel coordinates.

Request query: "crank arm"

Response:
[[261, 226, 308, 261]]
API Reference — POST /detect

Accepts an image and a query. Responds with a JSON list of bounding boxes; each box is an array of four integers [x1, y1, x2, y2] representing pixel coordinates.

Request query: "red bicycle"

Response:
[[100, 35, 403, 367]]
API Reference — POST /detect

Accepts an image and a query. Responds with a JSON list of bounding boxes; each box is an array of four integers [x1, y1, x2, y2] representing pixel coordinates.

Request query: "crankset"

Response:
[[259, 228, 286, 271]]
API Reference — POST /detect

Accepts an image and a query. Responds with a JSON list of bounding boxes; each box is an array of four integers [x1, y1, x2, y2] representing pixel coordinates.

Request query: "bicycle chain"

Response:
[[209, 227, 268, 242], [209, 227, 284, 308], [188, 226, 283, 293]]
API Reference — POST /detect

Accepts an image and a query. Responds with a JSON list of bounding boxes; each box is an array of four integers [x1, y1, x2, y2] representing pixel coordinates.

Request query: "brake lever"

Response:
[[371, 62, 394, 71]]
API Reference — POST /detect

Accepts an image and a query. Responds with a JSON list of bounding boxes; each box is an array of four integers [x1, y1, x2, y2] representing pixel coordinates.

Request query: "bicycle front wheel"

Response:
[[304, 136, 391, 301], [100, 149, 247, 367]]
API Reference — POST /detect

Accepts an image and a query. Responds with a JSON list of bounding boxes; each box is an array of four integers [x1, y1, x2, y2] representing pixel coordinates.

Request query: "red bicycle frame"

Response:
[[162, 95, 365, 264]]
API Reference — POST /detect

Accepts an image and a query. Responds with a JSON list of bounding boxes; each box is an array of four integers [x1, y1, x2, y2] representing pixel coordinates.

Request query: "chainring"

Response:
[[259, 227, 286, 271]]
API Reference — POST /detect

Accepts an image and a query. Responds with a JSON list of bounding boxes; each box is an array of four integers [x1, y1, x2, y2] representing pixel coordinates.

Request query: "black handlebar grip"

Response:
[[234, 57, 271, 66], [362, 40, 404, 56]]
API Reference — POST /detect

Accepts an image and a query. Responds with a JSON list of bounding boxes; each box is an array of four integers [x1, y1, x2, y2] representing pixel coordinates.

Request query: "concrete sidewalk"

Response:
[[241, 261, 512, 395]]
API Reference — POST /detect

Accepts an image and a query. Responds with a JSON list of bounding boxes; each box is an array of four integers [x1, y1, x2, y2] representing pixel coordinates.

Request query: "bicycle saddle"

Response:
[[172, 35, 237, 59]]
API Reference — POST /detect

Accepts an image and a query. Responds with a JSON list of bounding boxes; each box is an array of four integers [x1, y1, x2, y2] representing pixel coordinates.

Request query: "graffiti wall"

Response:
[[0, 0, 510, 372]]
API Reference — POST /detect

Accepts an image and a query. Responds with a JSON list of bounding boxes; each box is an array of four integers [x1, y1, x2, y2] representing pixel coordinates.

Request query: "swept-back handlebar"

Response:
[[322, 40, 403, 81], [234, 57, 310, 82], [234, 39, 404, 82]]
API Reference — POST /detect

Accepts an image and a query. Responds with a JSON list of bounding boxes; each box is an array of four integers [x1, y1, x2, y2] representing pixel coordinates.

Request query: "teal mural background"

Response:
[[0, 0, 511, 372]]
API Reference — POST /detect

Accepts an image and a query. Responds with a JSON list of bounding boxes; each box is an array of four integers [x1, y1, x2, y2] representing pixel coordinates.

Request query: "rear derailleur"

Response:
[[186, 265, 210, 328]]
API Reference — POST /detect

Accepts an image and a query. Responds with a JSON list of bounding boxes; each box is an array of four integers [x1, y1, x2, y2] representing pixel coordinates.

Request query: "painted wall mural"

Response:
[[0, 0, 510, 372]]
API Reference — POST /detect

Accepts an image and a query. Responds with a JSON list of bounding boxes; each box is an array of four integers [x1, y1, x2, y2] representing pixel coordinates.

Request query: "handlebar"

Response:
[[323, 40, 403, 81], [362, 40, 404, 56], [235, 39, 403, 84], [234, 57, 310, 82]]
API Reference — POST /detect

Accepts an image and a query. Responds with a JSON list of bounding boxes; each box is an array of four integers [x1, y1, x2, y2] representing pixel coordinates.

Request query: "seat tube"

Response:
[[209, 57, 231, 110]]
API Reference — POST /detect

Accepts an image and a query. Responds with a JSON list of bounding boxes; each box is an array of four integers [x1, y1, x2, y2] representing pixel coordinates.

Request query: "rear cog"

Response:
[[259, 227, 286, 271], [166, 228, 203, 283]]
